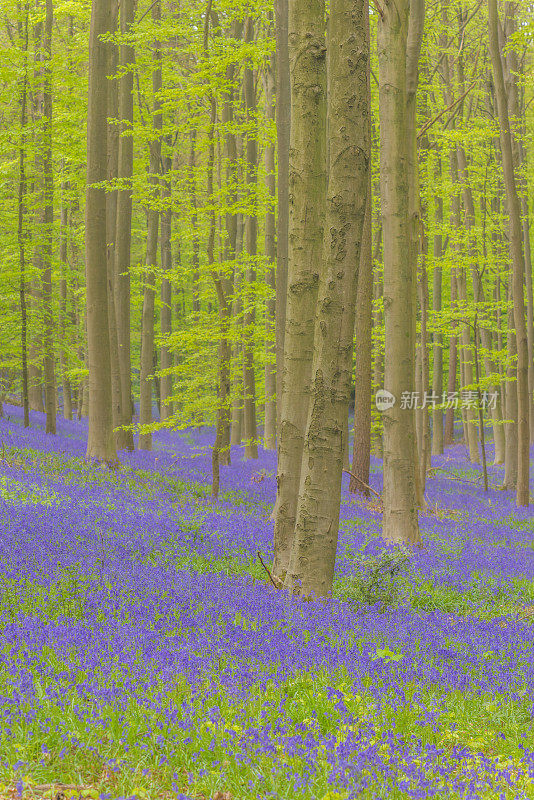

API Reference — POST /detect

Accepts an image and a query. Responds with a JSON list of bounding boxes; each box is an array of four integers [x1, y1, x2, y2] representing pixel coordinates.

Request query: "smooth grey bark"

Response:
[[114, 0, 135, 450], [275, 0, 290, 439], [160, 146, 173, 423], [272, 0, 326, 579], [285, 0, 369, 597], [489, 0, 530, 505], [139, 0, 162, 451], [85, 0, 118, 464], [378, 0, 422, 544], [263, 51, 277, 451], [242, 16, 258, 460]]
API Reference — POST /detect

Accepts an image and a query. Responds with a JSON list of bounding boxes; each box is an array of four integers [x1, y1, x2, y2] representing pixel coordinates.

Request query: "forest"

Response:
[[0, 0, 532, 794]]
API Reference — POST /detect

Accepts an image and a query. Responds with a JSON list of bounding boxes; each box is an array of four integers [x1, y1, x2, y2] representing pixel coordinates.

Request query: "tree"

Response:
[[285, 0, 369, 597], [85, 0, 119, 466]]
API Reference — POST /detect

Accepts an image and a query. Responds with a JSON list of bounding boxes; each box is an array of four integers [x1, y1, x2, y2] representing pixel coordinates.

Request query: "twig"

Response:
[[417, 79, 476, 139], [343, 470, 383, 503], [257, 551, 282, 589]]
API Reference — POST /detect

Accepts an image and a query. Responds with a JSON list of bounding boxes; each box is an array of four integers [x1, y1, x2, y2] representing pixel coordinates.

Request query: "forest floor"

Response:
[[0, 403, 533, 799]]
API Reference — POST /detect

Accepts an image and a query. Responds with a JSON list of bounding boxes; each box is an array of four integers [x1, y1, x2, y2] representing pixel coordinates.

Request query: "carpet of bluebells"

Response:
[[0, 402, 533, 799]]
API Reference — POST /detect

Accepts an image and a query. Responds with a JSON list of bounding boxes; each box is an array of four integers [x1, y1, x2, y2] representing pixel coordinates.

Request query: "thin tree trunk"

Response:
[[106, 0, 123, 446], [431, 158, 443, 455], [350, 178, 373, 496], [139, 0, 163, 451], [242, 17, 258, 460], [59, 184, 72, 420], [114, 0, 135, 450], [18, 7, 30, 428], [42, 0, 56, 434], [263, 50, 277, 451], [275, 0, 290, 439], [489, 0, 530, 505], [160, 146, 173, 423], [85, 0, 118, 465]]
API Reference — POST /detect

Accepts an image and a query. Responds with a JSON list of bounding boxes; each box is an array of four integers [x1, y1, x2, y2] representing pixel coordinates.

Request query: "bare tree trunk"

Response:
[[160, 146, 173, 423], [42, 0, 56, 434], [263, 50, 277, 451], [18, 8, 30, 428], [378, 0, 421, 544], [139, 0, 163, 451], [272, 0, 326, 579], [275, 0, 290, 439], [431, 159, 443, 455], [285, 0, 368, 597], [350, 178, 373, 496], [418, 235, 431, 489], [489, 0, 530, 505], [59, 185, 72, 420], [504, 287, 518, 489], [350, 4, 373, 497], [106, 0, 123, 446], [114, 0, 135, 451], [85, 0, 118, 465], [242, 17, 258, 460]]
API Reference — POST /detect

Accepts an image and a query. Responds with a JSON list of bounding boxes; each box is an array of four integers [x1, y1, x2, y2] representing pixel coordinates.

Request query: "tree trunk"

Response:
[[85, 0, 118, 465], [18, 9, 30, 428], [139, 0, 163, 451], [275, 0, 290, 439], [488, 0, 530, 505], [242, 17, 258, 460], [263, 50, 277, 451], [431, 158, 443, 455], [350, 176, 373, 496], [42, 0, 56, 434], [160, 146, 173, 423], [272, 0, 326, 580], [59, 185, 72, 420], [378, 0, 421, 545], [106, 0, 123, 446], [114, 0, 135, 451], [285, 0, 368, 598]]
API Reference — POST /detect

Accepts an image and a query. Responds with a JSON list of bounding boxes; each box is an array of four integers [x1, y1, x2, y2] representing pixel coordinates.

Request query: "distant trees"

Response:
[[0, 0, 531, 530]]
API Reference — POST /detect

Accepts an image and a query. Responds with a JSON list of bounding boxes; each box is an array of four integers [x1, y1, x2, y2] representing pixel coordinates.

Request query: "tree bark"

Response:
[[114, 0, 135, 450], [85, 0, 118, 465], [160, 145, 173, 423], [139, 0, 163, 451], [488, 0, 530, 505], [242, 16, 258, 460], [378, 0, 421, 544], [285, 0, 368, 597], [272, 0, 326, 580], [263, 50, 277, 451], [42, 0, 56, 434], [275, 0, 290, 439]]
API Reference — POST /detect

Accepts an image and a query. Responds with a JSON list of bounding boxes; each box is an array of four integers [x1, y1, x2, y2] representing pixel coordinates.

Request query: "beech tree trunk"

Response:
[[242, 17, 258, 460], [263, 51, 277, 451], [431, 159, 443, 455], [85, 0, 118, 465], [285, 0, 369, 597], [42, 0, 56, 434], [114, 0, 135, 450], [160, 146, 173, 423], [139, 0, 163, 451], [275, 0, 290, 439], [489, 0, 530, 505], [272, 0, 326, 580], [378, 0, 421, 544]]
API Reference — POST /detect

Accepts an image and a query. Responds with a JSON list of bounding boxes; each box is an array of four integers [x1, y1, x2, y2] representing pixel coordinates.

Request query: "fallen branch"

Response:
[[343, 470, 383, 504], [257, 551, 283, 589]]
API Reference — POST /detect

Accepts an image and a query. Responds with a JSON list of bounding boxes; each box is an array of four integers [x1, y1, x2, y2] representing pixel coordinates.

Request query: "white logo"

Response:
[[375, 389, 395, 412]]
